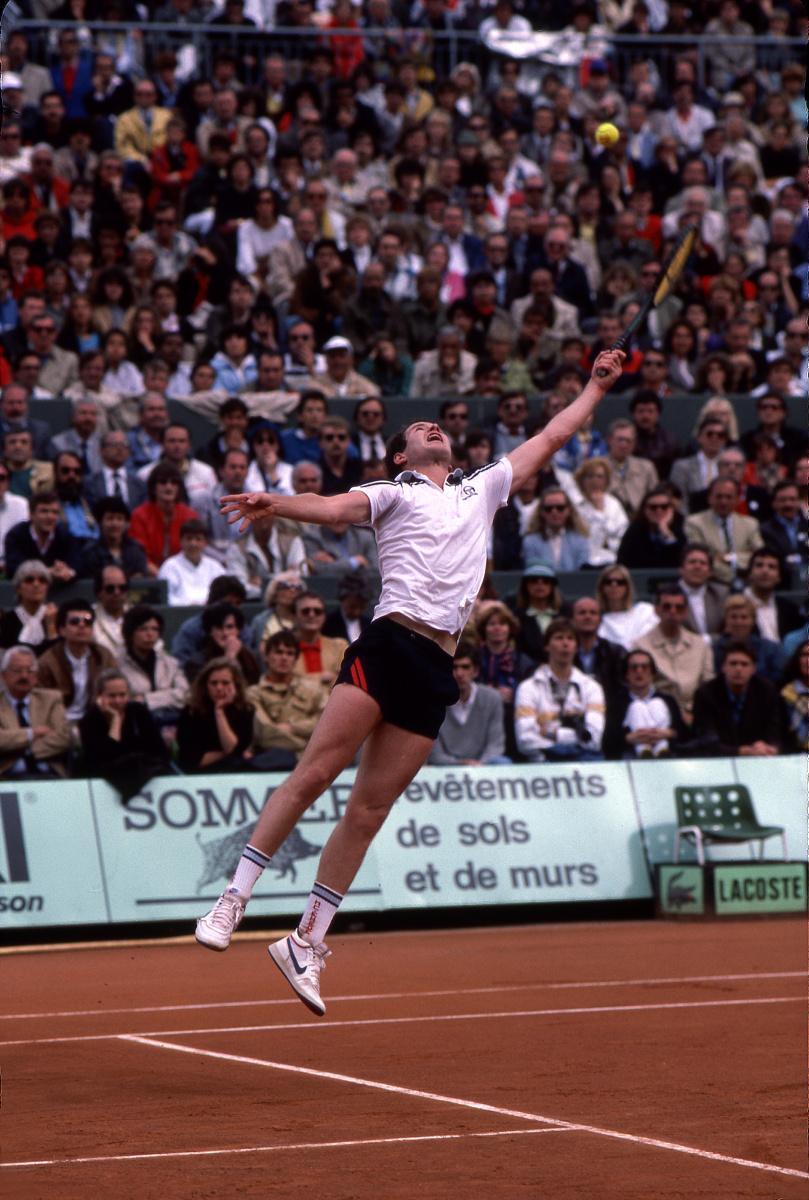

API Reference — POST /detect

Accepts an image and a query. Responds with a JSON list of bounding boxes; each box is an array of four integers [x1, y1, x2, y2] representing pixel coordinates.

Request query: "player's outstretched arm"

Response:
[[220, 489, 372, 532], [506, 349, 625, 495]]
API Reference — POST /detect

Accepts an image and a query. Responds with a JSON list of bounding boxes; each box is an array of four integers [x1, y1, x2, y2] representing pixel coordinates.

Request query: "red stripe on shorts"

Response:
[[353, 657, 368, 691]]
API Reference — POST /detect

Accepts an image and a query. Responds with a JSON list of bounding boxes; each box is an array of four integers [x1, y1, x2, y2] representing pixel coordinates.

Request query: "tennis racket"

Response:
[[596, 222, 699, 378]]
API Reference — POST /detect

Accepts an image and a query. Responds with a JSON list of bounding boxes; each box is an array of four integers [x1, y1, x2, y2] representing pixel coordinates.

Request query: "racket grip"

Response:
[[596, 336, 629, 378]]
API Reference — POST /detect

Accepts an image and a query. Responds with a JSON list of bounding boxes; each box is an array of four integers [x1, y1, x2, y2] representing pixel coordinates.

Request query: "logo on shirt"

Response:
[[461, 484, 478, 500]]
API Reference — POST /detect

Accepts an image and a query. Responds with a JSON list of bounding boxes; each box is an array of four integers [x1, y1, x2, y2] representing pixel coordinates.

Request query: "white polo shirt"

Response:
[[352, 460, 512, 638]]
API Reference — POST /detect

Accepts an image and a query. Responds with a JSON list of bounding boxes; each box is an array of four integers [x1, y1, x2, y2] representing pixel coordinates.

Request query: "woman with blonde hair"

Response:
[[690, 395, 740, 445], [523, 486, 590, 571], [248, 571, 306, 646], [574, 457, 628, 567], [595, 564, 657, 651]]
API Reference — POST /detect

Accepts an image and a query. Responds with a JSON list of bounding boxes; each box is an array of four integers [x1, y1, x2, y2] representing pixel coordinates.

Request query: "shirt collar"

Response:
[[395, 468, 464, 487]]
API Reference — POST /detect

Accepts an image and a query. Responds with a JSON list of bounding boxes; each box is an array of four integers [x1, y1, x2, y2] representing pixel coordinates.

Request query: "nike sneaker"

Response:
[[268, 933, 330, 1016], [195, 887, 247, 951]]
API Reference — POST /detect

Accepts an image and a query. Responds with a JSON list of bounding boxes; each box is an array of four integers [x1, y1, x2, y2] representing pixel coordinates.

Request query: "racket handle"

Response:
[[596, 335, 629, 378]]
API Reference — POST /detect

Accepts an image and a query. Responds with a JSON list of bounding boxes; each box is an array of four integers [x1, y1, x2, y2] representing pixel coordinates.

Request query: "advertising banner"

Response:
[[0, 758, 804, 932]]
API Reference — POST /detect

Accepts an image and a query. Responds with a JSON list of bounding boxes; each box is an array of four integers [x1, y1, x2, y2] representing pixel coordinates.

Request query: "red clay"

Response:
[[1, 918, 806, 1199]]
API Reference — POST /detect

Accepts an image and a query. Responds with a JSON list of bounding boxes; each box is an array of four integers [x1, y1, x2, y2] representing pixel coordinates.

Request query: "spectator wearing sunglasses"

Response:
[[37, 598, 117, 723], [317, 416, 364, 496], [91, 565, 132, 659]]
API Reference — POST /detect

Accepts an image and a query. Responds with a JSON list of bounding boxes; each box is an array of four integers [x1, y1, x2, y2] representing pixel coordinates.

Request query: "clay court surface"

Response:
[[1, 917, 806, 1199]]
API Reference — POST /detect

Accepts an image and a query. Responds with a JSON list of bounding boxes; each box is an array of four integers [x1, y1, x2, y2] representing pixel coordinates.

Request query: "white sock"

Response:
[[230, 845, 271, 898], [297, 881, 343, 946]]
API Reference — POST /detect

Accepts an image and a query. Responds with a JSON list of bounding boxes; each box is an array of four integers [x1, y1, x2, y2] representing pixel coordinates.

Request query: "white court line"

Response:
[[0, 994, 801, 1048], [100, 1035, 805, 1182], [0, 1126, 572, 1169], [0, 971, 802, 1022]]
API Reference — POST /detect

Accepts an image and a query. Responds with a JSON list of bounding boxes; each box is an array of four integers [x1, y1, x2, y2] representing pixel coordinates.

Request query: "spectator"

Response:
[[688, 445, 772, 524], [81, 495, 148, 578], [78, 669, 170, 800], [713, 594, 786, 687], [692, 639, 782, 757], [617, 485, 687, 570], [632, 583, 715, 719], [743, 548, 804, 643], [475, 600, 535, 753], [312, 335, 381, 400], [171, 576, 253, 667], [225, 511, 308, 601], [128, 463, 199, 576], [0, 561, 57, 654], [0, 460, 29, 572], [193, 448, 252, 563], [90, 564, 130, 658], [126, 393, 168, 471], [409, 325, 477, 398], [678, 542, 729, 639], [4, 489, 82, 583], [292, 590, 349, 688], [248, 572, 305, 648], [118, 604, 189, 726], [185, 600, 261, 686], [84, 430, 147, 512], [523, 487, 590, 571], [247, 629, 328, 770], [596, 564, 660, 653], [684, 478, 764, 586], [281, 390, 329, 466], [0, 645, 71, 779], [515, 618, 605, 763], [0, 384, 52, 461], [510, 562, 563, 659], [316, 416, 364, 496], [605, 418, 659, 519], [781, 640, 809, 753], [759, 480, 808, 570], [158, 518, 224, 606], [27, 312, 79, 395], [574, 457, 629, 567], [603, 649, 687, 761], [570, 595, 626, 702], [358, 334, 414, 398], [629, 390, 682, 480], [322, 571, 374, 644], [176, 657, 255, 774], [429, 640, 508, 766], [669, 416, 731, 513], [4, 428, 55, 499], [350, 398, 387, 465], [37, 598, 118, 723]]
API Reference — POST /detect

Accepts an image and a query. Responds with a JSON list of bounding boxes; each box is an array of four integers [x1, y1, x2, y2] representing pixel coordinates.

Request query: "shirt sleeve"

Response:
[[477, 457, 513, 520], [349, 480, 402, 528]]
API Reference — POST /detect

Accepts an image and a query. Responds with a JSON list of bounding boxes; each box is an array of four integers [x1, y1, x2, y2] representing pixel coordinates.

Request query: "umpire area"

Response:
[[1, 917, 805, 1199]]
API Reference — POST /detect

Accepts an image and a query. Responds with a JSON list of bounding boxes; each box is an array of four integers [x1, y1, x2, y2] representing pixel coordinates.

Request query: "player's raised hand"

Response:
[[220, 492, 279, 531], [592, 349, 625, 388]]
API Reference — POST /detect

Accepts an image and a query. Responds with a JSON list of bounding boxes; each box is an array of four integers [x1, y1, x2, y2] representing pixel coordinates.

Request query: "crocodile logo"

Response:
[[666, 869, 697, 910]]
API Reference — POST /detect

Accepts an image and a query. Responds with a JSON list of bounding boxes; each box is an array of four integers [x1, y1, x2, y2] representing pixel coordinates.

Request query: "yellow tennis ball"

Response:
[[596, 122, 620, 147]]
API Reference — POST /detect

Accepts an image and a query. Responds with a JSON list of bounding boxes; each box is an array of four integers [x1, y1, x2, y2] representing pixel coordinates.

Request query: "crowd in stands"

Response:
[[0, 0, 805, 791]]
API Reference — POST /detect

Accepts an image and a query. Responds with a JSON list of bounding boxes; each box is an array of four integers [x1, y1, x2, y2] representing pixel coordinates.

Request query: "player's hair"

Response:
[[384, 427, 409, 479]]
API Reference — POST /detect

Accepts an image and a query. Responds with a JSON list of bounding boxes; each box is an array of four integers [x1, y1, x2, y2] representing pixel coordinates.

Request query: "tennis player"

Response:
[[196, 350, 625, 1014]]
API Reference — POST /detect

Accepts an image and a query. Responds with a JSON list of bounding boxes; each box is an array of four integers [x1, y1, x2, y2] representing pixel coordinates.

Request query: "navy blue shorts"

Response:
[[336, 617, 459, 739]]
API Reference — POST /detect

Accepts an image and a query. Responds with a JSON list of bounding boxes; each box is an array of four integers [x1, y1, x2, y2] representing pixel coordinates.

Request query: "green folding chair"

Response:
[[673, 785, 788, 866]]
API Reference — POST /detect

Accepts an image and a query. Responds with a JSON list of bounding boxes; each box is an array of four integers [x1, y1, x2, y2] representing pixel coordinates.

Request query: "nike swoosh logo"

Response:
[[287, 938, 307, 974]]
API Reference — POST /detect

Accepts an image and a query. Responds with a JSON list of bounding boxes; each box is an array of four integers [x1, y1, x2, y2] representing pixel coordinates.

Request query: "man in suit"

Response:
[[267, 208, 318, 308], [84, 430, 148, 512], [27, 314, 79, 397], [740, 394, 807, 469], [633, 583, 715, 719], [570, 596, 626, 701], [669, 417, 732, 514], [743, 547, 805, 642], [0, 645, 72, 779], [692, 639, 782, 757], [540, 228, 594, 321], [483, 232, 525, 311], [0, 383, 50, 460], [687, 446, 771, 523], [685, 478, 764, 585], [439, 204, 486, 277], [322, 571, 374, 645], [47, 398, 104, 477], [4, 489, 83, 583], [114, 79, 172, 173], [606, 419, 658, 518], [759, 480, 808, 571], [678, 542, 729, 638]]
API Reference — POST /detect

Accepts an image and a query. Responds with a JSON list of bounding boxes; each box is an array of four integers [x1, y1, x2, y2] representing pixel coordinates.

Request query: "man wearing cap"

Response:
[[569, 60, 626, 124], [312, 337, 381, 400]]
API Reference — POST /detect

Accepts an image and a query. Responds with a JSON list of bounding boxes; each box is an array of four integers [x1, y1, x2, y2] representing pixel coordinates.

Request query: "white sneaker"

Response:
[[268, 933, 330, 1016], [195, 887, 247, 951]]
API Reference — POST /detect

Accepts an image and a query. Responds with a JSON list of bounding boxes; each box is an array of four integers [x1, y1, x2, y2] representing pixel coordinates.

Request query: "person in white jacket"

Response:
[[515, 618, 605, 761]]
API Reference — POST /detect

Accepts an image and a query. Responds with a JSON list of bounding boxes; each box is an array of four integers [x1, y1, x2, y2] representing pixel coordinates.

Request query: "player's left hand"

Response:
[[592, 349, 625, 388]]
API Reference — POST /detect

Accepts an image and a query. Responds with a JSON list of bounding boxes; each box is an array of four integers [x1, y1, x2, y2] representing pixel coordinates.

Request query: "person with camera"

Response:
[[514, 618, 606, 762]]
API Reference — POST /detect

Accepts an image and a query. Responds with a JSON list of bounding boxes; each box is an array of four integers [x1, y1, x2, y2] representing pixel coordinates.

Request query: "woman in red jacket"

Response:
[[128, 462, 199, 577], [149, 116, 199, 210]]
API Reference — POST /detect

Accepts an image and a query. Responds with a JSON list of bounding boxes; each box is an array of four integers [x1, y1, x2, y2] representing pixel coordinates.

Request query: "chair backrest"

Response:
[[674, 784, 759, 834]]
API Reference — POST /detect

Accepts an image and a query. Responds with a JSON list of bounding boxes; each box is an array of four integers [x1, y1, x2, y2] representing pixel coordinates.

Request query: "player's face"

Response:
[[401, 422, 452, 468]]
